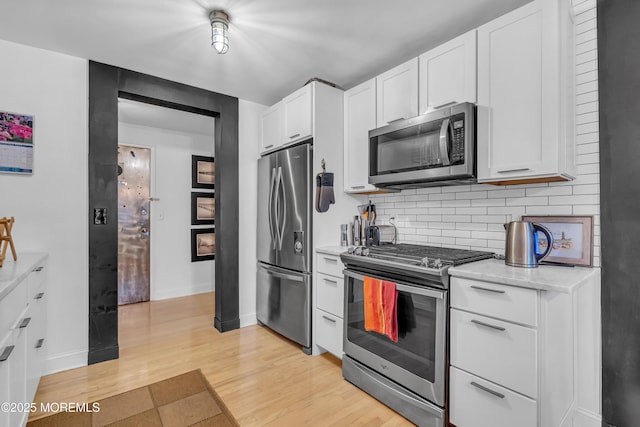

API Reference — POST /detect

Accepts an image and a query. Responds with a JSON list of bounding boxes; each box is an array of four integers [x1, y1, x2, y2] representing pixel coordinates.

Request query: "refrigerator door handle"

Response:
[[268, 167, 278, 249], [277, 166, 287, 251], [263, 265, 304, 282]]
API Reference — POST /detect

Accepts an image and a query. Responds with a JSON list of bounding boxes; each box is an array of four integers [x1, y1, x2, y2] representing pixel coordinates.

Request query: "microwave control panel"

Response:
[[450, 113, 465, 165]]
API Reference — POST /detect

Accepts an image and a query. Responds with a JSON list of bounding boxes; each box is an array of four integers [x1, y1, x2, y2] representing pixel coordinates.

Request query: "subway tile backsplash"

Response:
[[369, 0, 600, 266]]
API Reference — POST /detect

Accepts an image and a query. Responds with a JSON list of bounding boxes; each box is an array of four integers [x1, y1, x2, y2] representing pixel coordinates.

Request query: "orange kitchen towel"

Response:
[[381, 280, 399, 342], [364, 276, 383, 333]]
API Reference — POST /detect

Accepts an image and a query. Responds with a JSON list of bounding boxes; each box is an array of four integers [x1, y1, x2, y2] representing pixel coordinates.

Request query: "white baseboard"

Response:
[[574, 407, 602, 427], [152, 283, 213, 301], [239, 312, 257, 328], [44, 350, 87, 376]]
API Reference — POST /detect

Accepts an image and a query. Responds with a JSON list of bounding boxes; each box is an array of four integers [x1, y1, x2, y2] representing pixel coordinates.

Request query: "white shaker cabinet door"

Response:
[[419, 29, 477, 114], [344, 78, 378, 193], [260, 102, 283, 154], [477, 0, 574, 184], [376, 58, 418, 127], [282, 84, 313, 145]]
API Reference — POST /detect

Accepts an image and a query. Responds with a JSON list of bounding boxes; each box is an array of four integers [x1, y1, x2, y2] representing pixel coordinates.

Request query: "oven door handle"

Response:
[[343, 269, 445, 300]]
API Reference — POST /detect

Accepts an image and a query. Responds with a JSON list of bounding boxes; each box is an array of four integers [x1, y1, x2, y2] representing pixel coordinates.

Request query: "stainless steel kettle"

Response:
[[504, 221, 554, 268]]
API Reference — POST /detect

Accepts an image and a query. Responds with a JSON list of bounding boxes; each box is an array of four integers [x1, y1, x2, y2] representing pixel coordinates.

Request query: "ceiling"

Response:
[[0, 0, 532, 106]]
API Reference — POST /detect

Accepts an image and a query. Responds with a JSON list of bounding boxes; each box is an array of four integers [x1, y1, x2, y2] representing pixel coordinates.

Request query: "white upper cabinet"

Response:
[[282, 84, 313, 145], [477, 0, 574, 184], [344, 78, 378, 193], [419, 30, 477, 114], [376, 58, 419, 127], [260, 101, 283, 153]]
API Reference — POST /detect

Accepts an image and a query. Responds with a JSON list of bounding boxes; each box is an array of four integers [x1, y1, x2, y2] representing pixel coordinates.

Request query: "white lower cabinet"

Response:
[[0, 254, 48, 427], [314, 250, 345, 358], [450, 367, 537, 427]]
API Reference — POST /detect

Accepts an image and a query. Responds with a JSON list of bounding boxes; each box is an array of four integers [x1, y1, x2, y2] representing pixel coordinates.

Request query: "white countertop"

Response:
[[0, 252, 48, 300], [315, 246, 348, 256], [449, 258, 599, 294]]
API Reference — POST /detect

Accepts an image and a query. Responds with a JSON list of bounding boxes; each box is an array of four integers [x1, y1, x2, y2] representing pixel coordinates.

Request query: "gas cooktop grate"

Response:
[[365, 244, 494, 266]]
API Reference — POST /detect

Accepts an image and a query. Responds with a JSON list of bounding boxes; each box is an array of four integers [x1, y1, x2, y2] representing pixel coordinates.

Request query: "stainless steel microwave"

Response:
[[369, 102, 476, 189]]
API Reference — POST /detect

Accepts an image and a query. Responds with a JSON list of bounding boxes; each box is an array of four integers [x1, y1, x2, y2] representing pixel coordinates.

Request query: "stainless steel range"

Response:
[[341, 244, 494, 427]]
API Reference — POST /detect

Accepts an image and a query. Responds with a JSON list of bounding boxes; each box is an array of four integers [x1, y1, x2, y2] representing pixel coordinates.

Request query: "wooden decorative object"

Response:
[[0, 217, 17, 267]]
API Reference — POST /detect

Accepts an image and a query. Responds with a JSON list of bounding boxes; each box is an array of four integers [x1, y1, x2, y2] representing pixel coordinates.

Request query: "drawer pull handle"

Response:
[[35, 292, 45, 300], [323, 257, 338, 263], [33, 266, 44, 272], [36, 339, 45, 349], [19, 317, 32, 328], [470, 381, 505, 399], [470, 285, 505, 294], [0, 345, 15, 362], [323, 278, 338, 285], [322, 315, 337, 323], [471, 319, 505, 331], [351, 185, 366, 190], [264, 144, 274, 149], [289, 133, 301, 139]]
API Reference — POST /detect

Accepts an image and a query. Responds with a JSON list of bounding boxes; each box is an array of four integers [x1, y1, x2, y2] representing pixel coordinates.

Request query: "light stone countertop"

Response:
[[449, 258, 599, 294], [315, 246, 348, 256], [0, 252, 49, 301]]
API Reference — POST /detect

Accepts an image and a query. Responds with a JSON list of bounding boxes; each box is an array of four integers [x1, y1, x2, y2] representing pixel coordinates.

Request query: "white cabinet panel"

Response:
[[260, 102, 283, 153], [316, 253, 344, 278], [376, 58, 418, 127], [344, 79, 377, 193], [450, 367, 537, 427], [477, 0, 574, 184], [283, 85, 313, 144], [451, 308, 538, 398], [316, 273, 343, 318], [419, 30, 477, 114], [450, 277, 538, 327], [315, 309, 343, 358]]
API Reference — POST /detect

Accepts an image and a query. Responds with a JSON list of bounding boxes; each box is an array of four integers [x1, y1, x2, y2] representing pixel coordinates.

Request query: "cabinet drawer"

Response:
[[315, 309, 343, 358], [451, 277, 538, 326], [0, 283, 27, 334], [316, 253, 344, 277], [317, 273, 344, 318], [451, 308, 537, 398], [27, 263, 46, 300], [450, 367, 536, 427]]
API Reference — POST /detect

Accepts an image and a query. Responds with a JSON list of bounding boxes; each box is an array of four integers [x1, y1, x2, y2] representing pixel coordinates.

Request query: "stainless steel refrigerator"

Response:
[[256, 141, 313, 354]]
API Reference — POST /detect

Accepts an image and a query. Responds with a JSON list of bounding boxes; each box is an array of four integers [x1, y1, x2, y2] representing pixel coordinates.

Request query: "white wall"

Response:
[[118, 121, 215, 301], [368, 1, 601, 267], [237, 100, 265, 327], [0, 39, 89, 373]]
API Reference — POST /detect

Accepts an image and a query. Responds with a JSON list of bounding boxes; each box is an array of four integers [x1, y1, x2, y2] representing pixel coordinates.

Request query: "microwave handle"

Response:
[[439, 118, 451, 166]]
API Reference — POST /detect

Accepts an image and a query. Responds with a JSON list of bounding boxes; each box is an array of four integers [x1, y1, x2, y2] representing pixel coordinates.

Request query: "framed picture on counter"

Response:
[[522, 215, 594, 267], [191, 228, 215, 262], [191, 192, 215, 225], [191, 155, 215, 189]]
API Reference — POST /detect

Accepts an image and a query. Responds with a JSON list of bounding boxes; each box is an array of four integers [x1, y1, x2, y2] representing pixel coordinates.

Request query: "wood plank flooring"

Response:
[[30, 292, 415, 426]]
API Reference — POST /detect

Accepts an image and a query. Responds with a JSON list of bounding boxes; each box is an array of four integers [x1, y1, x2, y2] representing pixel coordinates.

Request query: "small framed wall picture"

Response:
[[191, 192, 215, 225], [0, 111, 34, 174], [191, 228, 215, 262], [521, 215, 594, 267], [192, 155, 215, 189]]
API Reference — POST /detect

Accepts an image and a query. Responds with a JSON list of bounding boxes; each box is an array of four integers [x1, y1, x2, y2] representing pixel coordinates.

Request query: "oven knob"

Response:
[[420, 256, 430, 267], [354, 247, 363, 255], [432, 258, 443, 268], [362, 248, 370, 256]]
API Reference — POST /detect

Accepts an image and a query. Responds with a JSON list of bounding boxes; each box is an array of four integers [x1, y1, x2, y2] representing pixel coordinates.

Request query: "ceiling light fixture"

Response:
[[209, 10, 230, 54]]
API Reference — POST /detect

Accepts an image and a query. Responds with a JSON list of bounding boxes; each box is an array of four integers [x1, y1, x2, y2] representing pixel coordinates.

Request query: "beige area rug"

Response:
[[27, 370, 239, 427]]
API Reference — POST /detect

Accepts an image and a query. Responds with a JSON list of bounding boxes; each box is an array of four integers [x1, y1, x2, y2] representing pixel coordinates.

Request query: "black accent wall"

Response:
[[88, 62, 240, 364], [598, 1, 640, 426]]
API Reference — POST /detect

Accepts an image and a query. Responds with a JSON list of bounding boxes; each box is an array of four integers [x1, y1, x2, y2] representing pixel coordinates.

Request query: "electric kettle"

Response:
[[503, 221, 554, 268]]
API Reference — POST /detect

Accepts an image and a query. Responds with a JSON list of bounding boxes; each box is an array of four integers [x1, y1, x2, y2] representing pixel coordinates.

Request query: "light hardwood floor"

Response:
[[30, 292, 415, 426]]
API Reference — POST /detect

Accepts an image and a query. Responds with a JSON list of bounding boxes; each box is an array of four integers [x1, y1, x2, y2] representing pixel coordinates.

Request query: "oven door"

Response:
[[343, 268, 447, 407]]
